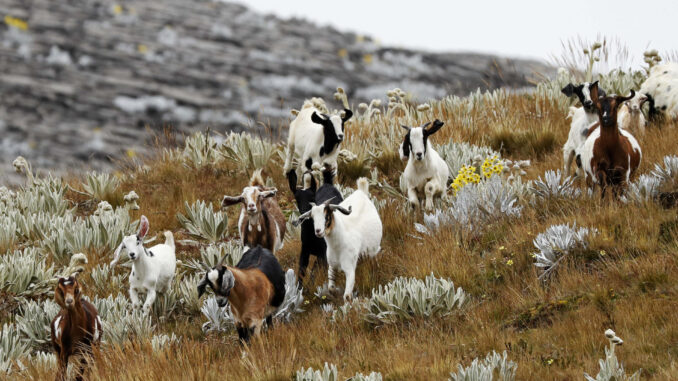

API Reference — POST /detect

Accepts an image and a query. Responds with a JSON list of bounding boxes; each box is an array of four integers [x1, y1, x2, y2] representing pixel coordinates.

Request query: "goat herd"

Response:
[[48, 64, 676, 379]]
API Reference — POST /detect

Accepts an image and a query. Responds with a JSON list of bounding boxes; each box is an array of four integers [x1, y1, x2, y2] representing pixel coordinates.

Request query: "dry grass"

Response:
[[8, 89, 678, 381]]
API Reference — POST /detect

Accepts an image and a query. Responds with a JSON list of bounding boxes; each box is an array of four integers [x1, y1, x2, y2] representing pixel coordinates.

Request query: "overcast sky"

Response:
[[239, 0, 676, 67]]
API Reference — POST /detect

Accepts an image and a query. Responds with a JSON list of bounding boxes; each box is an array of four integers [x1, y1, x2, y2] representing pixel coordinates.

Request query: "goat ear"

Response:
[[222, 195, 243, 208], [197, 276, 208, 298], [400, 132, 411, 160], [342, 109, 353, 122], [590, 84, 602, 109], [286, 170, 297, 194], [137, 216, 149, 239], [425, 119, 444, 136], [259, 188, 277, 199], [561, 83, 575, 97], [311, 112, 325, 125]]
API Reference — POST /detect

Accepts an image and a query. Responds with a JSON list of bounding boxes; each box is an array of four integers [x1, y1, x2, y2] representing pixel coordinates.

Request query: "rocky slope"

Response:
[[0, 0, 550, 183]]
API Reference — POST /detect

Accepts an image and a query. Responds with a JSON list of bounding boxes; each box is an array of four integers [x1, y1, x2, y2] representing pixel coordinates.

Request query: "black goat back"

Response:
[[236, 246, 286, 307]]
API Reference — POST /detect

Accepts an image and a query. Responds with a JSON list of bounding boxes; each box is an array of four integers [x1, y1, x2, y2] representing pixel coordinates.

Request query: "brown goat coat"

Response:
[[586, 86, 641, 195], [239, 195, 286, 252], [223, 170, 286, 252], [51, 277, 101, 381], [227, 266, 276, 334]]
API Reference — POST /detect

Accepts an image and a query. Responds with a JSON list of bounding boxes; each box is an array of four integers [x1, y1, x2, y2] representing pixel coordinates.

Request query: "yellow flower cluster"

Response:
[[5, 16, 28, 31], [481, 155, 504, 178], [450, 165, 481, 195]]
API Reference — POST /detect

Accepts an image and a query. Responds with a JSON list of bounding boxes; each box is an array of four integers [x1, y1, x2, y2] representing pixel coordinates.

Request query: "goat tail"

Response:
[[250, 169, 265, 187], [357, 177, 370, 195], [163, 231, 175, 249]]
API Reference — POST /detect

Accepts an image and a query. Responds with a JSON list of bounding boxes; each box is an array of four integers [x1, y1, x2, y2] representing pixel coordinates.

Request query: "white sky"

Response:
[[238, 0, 677, 67]]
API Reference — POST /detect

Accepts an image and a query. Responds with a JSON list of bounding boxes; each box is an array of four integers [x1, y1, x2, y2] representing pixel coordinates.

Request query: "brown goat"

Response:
[[580, 84, 642, 198], [51, 275, 102, 381], [222, 169, 286, 253], [197, 246, 285, 343]]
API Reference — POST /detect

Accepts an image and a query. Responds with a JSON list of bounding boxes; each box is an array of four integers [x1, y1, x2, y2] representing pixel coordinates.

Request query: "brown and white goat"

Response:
[[197, 246, 285, 343], [579, 86, 642, 198], [51, 275, 102, 381], [222, 169, 286, 253]]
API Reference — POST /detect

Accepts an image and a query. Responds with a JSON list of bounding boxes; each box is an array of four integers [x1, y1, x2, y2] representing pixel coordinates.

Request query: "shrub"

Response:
[[533, 223, 595, 280], [0, 248, 54, 297], [295, 363, 382, 381], [220, 131, 279, 172], [176, 200, 228, 242], [584, 329, 640, 381], [449, 350, 517, 381], [182, 132, 221, 169], [416, 176, 523, 235], [15, 299, 60, 350], [82, 171, 121, 202], [183, 241, 243, 272], [0, 323, 31, 373], [530, 170, 580, 200], [364, 273, 467, 325]]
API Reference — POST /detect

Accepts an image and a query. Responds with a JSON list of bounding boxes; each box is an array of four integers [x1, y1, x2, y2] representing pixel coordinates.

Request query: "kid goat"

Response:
[[222, 169, 286, 253], [283, 99, 353, 175], [110, 215, 176, 314], [287, 165, 343, 284], [579, 87, 641, 198], [561, 81, 607, 177], [197, 245, 285, 343], [51, 274, 102, 381], [399, 119, 449, 211], [294, 178, 382, 301]]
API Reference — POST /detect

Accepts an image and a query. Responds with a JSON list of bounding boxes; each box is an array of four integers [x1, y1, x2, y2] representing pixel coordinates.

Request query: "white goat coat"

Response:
[[284, 103, 342, 173], [315, 179, 382, 300], [563, 107, 598, 176], [640, 62, 678, 119], [127, 232, 176, 312], [400, 139, 449, 210]]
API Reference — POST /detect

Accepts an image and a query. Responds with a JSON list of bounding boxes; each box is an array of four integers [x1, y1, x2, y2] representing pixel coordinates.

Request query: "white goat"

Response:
[[295, 178, 382, 301], [283, 99, 353, 176], [110, 215, 176, 314], [617, 92, 648, 135], [561, 81, 605, 177], [399, 120, 449, 211], [640, 62, 678, 120]]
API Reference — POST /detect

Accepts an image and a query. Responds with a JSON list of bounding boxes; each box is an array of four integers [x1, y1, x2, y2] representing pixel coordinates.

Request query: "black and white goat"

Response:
[[399, 120, 449, 211], [294, 178, 382, 301], [287, 166, 343, 284], [561, 81, 608, 177], [197, 245, 285, 343], [283, 99, 353, 175], [110, 215, 176, 314]]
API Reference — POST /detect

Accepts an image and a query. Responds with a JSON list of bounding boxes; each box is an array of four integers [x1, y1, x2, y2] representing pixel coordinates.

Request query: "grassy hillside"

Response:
[[2, 45, 678, 380]]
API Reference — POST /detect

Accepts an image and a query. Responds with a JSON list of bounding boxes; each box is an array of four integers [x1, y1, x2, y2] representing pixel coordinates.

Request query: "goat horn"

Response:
[[329, 204, 352, 215], [400, 124, 411, 131], [292, 210, 312, 227]]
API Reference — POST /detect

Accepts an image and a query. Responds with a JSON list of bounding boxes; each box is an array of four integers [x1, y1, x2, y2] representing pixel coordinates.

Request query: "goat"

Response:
[[617, 92, 648, 135], [283, 99, 353, 174], [51, 274, 102, 381], [398, 119, 449, 211], [294, 178, 382, 301], [222, 169, 286, 254], [287, 165, 343, 284], [110, 215, 176, 314], [580, 88, 641, 198], [561, 81, 608, 177], [197, 245, 285, 343], [640, 62, 678, 121]]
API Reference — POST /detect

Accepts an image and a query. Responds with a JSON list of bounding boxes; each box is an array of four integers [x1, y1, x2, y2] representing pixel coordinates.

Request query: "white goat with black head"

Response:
[[399, 119, 449, 211], [283, 99, 353, 175], [294, 178, 382, 302], [561, 81, 608, 177], [110, 215, 176, 314]]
